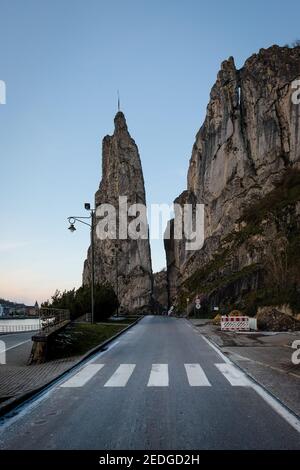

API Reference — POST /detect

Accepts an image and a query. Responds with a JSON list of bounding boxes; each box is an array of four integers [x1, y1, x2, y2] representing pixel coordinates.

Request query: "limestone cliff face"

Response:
[[152, 270, 168, 313], [83, 112, 153, 313], [166, 45, 300, 311]]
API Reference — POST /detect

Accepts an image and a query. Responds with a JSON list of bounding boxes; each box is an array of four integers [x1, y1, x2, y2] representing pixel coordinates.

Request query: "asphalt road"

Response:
[[0, 316, 299, 450], [0, 331, 33, 366]]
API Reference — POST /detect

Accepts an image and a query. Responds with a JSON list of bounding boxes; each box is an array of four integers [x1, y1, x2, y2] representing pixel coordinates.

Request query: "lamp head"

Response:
[[84, 203, 91, 211], [68, 223, 76, 233]]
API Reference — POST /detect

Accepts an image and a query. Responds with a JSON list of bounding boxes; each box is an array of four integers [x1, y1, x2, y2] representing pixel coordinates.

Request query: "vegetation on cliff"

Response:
[[179, 169, 300, 317]]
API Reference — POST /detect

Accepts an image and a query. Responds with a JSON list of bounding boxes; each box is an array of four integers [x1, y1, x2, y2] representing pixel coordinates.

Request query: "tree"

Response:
[[42, 284, 118, 321]]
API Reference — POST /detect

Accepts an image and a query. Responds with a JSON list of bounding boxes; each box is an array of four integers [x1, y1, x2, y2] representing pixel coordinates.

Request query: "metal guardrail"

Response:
[[39, 308, 70, 334], [0, 308, 70, 334]]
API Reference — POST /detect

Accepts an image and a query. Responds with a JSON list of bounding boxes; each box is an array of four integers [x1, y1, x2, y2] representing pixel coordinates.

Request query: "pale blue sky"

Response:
[[0, 0, 299, 304]]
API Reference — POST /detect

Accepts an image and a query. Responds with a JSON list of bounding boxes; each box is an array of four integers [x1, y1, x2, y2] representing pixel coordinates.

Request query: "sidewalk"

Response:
[[0, 318, 140, 416], [190, 319, 300, 417], [0, 339, 82, 412]]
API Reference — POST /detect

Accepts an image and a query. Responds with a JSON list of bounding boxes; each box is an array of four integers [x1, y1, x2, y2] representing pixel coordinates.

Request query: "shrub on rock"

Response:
[[213, 314, 222, 325], [256, 306, 300, 331]]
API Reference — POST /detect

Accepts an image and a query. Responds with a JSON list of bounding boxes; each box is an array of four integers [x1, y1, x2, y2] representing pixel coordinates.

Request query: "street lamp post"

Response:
[[67, 204, 95, 324], [90, 210, 95, 325], [116, 247, 119, 317]]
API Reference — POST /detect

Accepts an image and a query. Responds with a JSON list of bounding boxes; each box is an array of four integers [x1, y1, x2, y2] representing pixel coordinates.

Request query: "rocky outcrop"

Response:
[[83, 112, 153, 314], [152, 270, 168, 313], [166, 45, 300, 314]]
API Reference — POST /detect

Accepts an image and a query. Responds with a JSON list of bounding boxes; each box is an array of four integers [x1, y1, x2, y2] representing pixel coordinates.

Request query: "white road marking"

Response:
[[147, 364, 169, 387], [216, 363, 250, 386], [61, 364, 104, 388], [100, 340, 120, 352], [184, 364, 211, 386], [200, 333, 300, 435], [2, 339, 31, 352], [200, 334, 231, 363], [0, 329, 133, 431], [104, 364, 136, 387], [249, 380, 300, 434]]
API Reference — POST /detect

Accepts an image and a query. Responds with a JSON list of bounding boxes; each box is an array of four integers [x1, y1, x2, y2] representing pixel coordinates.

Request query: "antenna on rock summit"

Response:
[[117, 90, 120, 112]]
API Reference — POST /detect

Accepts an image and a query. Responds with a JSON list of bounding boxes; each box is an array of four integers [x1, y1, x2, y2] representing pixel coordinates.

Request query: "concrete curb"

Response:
[[189, 320, 300, 421], [0, 316, 143, 419]]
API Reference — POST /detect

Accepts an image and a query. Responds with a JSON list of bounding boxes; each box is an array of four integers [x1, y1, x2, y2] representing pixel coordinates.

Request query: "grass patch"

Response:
[[48, 323, 127, 360]]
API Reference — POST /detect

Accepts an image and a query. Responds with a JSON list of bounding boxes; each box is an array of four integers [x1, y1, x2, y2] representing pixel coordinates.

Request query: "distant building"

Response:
[[26, 307, 35, 316], [0, 301, 38, 317], [26, 307, 37, 316], [26, 301, 39, 317], [8, 305, 26, 316]]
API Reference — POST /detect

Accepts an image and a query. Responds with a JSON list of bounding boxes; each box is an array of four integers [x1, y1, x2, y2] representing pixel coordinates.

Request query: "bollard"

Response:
[[0, 340, 6, 364]]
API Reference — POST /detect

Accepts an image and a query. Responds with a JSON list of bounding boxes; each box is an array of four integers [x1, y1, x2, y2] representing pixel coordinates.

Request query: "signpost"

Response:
[[195, 295, 201, 314]]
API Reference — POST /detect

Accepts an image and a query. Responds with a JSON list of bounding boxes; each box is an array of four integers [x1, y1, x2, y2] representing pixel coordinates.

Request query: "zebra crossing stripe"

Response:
[[147, 364, 169, 387], [61, 364, 104, 388], [215, 363, 250, 386], [60, 362, 251, 389], [184, 364, 211, 386], [104, 364, 136, 387]]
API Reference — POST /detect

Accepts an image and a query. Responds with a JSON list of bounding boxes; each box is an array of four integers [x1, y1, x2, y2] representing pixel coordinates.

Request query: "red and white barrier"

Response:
[[221, 316, 250, 331]]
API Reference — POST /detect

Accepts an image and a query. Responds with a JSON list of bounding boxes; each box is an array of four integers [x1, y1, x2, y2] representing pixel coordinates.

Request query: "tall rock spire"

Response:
[[83, 112, 153, 314]]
